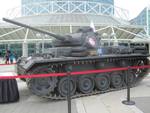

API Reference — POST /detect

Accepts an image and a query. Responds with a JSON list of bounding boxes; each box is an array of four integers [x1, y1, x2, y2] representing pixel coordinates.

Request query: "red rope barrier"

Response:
[[0, 63, 16, 66], [0, 65, 150, 79]]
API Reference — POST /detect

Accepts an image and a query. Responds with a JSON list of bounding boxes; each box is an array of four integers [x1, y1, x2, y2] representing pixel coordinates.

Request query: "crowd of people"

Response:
[[5, 49, 16, 64]]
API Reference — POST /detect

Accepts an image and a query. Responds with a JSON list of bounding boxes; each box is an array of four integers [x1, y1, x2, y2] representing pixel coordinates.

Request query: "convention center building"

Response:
[[0, 0, 147, 57]]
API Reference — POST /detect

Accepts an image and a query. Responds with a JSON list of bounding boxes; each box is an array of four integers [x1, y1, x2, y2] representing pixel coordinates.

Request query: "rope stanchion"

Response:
[[122, 67, 135, 105], [66, 65, 72, 113], [0, 65, 150, 79]]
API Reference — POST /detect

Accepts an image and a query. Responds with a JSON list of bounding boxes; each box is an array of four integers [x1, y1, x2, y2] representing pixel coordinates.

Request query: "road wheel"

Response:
[[58, 77, 76, 97], [78, 76, 94, 94], [111, 72, 123, 88], [26, 66, 57, 96], [124, 72, 135, 85], [95, 73, 110, 91]]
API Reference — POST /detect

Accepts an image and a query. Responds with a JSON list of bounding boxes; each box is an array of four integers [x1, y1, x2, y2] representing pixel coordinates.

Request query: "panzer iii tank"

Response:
[[3, 18, 149, 99]]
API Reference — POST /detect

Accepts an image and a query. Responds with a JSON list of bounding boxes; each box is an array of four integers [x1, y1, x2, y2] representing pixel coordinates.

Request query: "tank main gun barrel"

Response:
[[3, 18, 66, 41]]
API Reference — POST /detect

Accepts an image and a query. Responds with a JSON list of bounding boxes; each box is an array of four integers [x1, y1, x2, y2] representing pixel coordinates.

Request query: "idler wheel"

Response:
[[124, 72, 135, 85], [111, 72, 123, 88], [78, 76, 94, 94], [28, 77, 57, 96], [95, 73, 110, 91], [27, 66, 57, 96], [58, 77, 76, 97]]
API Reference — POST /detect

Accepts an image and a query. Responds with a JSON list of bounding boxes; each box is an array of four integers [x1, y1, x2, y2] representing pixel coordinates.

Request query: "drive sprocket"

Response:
[[26, 66, 57, 97]]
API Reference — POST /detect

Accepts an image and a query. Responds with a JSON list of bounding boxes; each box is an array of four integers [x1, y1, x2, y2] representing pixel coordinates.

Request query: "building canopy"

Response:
[[0, 14, 147, 43]]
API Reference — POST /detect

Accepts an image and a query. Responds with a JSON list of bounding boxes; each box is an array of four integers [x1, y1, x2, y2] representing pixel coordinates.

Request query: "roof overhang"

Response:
[[0, 14, 147, 43]]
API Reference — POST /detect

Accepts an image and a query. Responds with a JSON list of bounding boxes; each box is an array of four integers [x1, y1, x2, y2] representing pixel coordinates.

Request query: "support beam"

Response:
[[111, 26, 118, 46], [0, 38, 52, 43], [70, 24, 72, 33], [113, 26, 147, 39], [24, 29, 29, 42], [7, 44, 11, 50], [146, 7, 149, 36], [95, 26, 110, 32], [0, 27, 24, 38], [22, 28, 29, 57], [22, 42, 28, 57], [36, 43, 40, 54], [42, 40, 44, 53]]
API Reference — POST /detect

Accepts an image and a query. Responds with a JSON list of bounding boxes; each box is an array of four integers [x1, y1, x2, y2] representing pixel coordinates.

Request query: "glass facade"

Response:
[[10, 44, 22, 58], [28, 43, 36, 56], [1, 0, 114, 58], [0, 44, 22, 58], [0, 44, 8, 57], [0, 42, 53, 58], [21, 0, 114, 16], [22, 0, 114, 5], [130, 7, 150, 36]]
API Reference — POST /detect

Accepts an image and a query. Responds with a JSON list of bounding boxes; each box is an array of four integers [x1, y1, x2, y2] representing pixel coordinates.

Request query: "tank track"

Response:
[[26, 56, 149, 100], [43, 84, 135, 100]]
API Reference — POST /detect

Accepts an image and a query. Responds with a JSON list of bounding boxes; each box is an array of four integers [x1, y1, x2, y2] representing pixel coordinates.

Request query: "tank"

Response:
[[3, 18, 150, 99]]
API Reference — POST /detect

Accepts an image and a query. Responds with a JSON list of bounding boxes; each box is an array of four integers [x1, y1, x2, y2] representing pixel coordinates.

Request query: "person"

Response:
[[0, 51, 1, 57], [13, 51, 17, 62], [5, 49, 10, 64], [9, 51, 15, 64], [97, 47, 103, 56]]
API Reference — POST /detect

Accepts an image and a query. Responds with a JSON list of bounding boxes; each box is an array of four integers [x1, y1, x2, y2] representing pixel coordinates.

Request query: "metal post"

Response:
[[122, 67, 135, 105], [146, 7, 149, 36], [22, 42, 28, 57], [111, 26, 118, 46], [66, 65, 72, 113]]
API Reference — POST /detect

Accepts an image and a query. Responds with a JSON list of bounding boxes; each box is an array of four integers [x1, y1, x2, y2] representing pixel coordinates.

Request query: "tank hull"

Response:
[[17, 54, 149, 100]]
